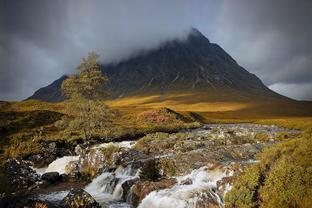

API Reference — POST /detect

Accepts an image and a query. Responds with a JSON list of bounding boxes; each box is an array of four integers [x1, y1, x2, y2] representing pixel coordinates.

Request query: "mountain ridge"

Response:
[[27, 28, 286, 102]]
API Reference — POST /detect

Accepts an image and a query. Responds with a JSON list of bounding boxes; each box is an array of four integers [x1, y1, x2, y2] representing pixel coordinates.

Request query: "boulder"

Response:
[[60, 173, 69, 182], [62, 189, 100, 208], [2, 159, 40, 193], [41, 172, 60, 184]]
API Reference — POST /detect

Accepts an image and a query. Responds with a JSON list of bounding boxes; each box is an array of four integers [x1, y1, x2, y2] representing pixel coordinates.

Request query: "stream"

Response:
[[30, 123, 299, 208]]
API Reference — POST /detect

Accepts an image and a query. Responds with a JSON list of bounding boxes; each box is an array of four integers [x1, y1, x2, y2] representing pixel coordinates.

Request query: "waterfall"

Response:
[[84, 164, 140, 205], [32, 156, 79, 174], [138, 166, 232, 208]]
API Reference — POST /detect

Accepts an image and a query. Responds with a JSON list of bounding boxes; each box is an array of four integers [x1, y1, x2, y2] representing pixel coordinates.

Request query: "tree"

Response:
[[56, 51, 111, 140], [62, 51, 107, 100]]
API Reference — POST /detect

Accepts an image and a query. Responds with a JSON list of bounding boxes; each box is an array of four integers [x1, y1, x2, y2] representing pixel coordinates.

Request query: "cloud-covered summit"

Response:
[[0, 0, 311, 100]]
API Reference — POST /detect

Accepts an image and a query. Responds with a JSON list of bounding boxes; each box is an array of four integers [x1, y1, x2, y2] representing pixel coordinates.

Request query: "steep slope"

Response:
[[28, 75, 67, 102], [28, 28, 283, 102]]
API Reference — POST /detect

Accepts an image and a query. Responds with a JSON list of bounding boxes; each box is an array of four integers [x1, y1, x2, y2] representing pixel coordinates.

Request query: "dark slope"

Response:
[[27, 75, 67, 102], [27, 28, 282, 102]]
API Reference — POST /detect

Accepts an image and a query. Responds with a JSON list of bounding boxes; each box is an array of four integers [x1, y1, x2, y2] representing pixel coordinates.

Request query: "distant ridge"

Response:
[[28, 75, 67, 102], [28, 28, 285, 102]]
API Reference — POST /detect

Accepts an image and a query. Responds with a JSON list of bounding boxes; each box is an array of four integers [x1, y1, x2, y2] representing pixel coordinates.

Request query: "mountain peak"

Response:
[[28, 28, 278, 102], [187, 27, 210, 43]]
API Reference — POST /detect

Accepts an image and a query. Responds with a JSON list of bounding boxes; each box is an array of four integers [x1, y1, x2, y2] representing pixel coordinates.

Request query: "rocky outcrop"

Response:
[[2, 159, 40, 193], [27, 141, 72, 168], [62, 189, 100, 208], [66, 145, 150, 178]]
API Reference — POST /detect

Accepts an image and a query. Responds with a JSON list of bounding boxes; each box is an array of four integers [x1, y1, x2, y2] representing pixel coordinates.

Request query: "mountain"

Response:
[[27, 28, 283, 102], [28, 75, 68, 102]]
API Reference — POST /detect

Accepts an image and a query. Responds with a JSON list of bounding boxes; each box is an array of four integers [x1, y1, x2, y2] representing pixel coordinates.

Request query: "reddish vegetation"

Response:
[[137, 108, 181, 124]]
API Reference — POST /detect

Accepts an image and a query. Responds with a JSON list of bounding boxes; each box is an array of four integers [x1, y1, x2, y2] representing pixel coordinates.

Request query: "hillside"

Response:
[[27, 28, 285, 102]]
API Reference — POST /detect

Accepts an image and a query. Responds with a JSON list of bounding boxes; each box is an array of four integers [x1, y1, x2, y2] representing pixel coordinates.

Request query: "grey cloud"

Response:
[[0, 0, 312, 101], [0, 0, 219, 101], [211, 0, 312, 86], [269, 82, 312, 101]]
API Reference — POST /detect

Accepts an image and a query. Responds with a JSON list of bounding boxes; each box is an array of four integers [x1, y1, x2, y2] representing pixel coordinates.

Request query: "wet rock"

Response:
[[135, 158, 159, 180], [114, 149, 149, 165], [60, 173, 69, 182], [2, 159, 40, 193], [180, 178, 192, 185], [121, 178, 139, 201], [62, 188, 100, 208], [131, 178, 177, 207], [79, 148, 107, 177], [41, 172, 60, 184], [65, 161, 80, 176], [68, 147, 150, 179], [191, 190, 220, 208]]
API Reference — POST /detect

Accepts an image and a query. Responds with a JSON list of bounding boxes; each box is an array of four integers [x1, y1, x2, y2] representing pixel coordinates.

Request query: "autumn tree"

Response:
[[56, 51, 111, 140]]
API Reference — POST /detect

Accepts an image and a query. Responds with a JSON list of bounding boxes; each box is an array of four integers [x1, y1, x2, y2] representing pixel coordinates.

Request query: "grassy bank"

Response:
[[225, 118, 312, 208]]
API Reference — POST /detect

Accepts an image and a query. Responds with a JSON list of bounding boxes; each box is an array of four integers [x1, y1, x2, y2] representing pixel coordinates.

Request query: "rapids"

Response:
[[85, 164, 140, 205], [138, 166, 233, 208]]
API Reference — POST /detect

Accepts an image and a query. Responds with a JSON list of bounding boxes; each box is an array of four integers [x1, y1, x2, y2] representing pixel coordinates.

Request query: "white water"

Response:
[[138, 166, 232, 208], [33, 156, 79, 175], [32, 141, 136, 175], [84, 164, 140, 205], [36, 191, 69, 202]]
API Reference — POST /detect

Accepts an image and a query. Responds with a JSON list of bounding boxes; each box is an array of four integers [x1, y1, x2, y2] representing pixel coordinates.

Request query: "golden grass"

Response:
[[7, 99, 65, 113], [3, 91, 312, 131], [106, 90, 256, 112], [256, 117, 312, 130]]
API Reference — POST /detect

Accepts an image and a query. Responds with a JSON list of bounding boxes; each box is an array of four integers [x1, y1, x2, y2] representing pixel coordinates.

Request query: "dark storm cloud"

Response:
[[210, 0, 312, 100], [0, 0, 311, 101], [0, 0, 219, 101]]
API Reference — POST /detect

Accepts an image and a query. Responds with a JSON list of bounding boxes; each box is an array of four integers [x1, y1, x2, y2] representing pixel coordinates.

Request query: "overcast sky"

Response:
[[1, 0, 312, 101]]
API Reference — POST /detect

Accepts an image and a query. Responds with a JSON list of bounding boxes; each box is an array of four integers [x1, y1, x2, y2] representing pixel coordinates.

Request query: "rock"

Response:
[[134, 158, 159, 180], [65, 161, 79, 176], [2, 159, 40, 193], [115, 149, 150, 165], [121, 178, 139, 202], [130, 178, 177, 207], [191, 190, 220, 208], [180, 178, 192, 185], [60, 173, 69, 182], [41, 172, 60, 184], [70, 147, 150, 179], [26, 141, 72, 168], [62, 189, 100, 208]]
